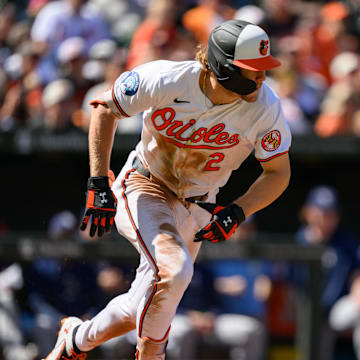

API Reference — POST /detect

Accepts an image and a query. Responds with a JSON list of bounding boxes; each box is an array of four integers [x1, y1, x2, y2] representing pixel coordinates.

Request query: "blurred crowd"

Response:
[[3, 0, 360, 359], [1, 0, 360, 137]]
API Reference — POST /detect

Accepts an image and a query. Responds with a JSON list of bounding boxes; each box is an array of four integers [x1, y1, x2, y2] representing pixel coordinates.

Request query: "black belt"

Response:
[[132, 156, 208, 203], [132, 156, 150, 178]]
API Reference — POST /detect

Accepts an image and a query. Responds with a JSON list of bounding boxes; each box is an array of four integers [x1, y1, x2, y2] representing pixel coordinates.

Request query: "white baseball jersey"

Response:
[[101, 60, 291, 199]]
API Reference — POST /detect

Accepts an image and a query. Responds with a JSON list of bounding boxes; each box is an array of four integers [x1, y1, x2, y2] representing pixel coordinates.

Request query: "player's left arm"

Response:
[[234, 152, 291, 218], [195, 96, 291, 243], [194, 153, 290, 243]]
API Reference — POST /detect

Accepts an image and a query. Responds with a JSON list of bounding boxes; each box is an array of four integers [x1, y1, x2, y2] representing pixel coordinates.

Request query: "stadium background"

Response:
[[1, 0, 360, 359]]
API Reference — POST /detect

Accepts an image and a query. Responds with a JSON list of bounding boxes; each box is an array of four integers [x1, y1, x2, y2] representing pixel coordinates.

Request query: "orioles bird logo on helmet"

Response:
[[259, 40, 269, 56]]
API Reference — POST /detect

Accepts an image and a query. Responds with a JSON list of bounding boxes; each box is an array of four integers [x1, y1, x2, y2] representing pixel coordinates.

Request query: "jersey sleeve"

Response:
[[95, 63, 162, 118], [254, 100, 292, 162]]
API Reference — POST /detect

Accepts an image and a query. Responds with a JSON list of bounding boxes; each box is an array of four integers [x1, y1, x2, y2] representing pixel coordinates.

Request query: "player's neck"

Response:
[[200, 70, 241, 106]]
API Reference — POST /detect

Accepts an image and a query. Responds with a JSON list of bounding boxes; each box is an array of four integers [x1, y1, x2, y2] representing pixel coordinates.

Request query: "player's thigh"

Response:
[[114, 170, 194, 272]]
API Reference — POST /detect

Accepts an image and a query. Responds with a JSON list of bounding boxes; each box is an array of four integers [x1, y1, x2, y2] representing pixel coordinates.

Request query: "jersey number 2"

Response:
[[205, 153, 225, 171]]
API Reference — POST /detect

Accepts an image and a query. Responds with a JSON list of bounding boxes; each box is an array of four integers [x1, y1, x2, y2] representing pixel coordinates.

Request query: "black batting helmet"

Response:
[[207, 20, 280, 95]]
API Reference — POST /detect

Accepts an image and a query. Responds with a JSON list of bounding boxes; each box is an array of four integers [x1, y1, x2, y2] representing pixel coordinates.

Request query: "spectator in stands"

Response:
[[0, 262, 38, 360], [32, 78, 80, 134], [345, 0, 360, 39], [329, 270, 360, 360], [126, 0, 196, 70], [6, 19, 32, 53], [182, 0, 235, 46], [44, 210, 136, 359], [233, 4, 266, 26], [315, 51, 360, 137], [30, 0, 110, 53], [83, 38, 118, 84], [30, 0, 111, 85], [0, 38, 43, 131], [268, 64, 312, 135], [80, 41, 142, 133], [82, 39, 121, 111], [93, 264, 138, 360], [167, 216, 271, 360], [295, 2, 357, 87], [25, 210, 101, 358], [274, 34, 328, 125], [259, 0, 300, 41], [26, 0, 49, 19], [0, 3, 16, 54], [56, 36, 93, 107], [0, 77, 29, 132], [50, 0, 111, 51], [47, 210, 78, 241], [293, 185, 360, 360]]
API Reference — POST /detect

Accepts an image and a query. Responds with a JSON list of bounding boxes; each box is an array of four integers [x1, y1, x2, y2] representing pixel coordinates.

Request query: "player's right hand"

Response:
[[80, 176, 117, 237]]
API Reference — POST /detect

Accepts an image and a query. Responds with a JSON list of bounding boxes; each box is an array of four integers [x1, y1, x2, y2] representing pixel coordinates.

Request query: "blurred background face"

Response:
[[0, 4, 15, 44], [302, 205, 340, 241], [64, 56, 86, 78], [147, 0, 177, 27], [44, 98, 75, 131], [262, 0, 292, 16], [96, 266, 125, 295]]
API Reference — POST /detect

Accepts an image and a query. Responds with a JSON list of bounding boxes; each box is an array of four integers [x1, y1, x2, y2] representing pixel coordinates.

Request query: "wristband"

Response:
[[230, 204, 246, 225], [88, 176, 109, 189]]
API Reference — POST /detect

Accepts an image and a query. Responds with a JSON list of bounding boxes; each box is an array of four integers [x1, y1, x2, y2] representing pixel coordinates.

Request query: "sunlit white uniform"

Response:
[[75, 60, 291, 351]]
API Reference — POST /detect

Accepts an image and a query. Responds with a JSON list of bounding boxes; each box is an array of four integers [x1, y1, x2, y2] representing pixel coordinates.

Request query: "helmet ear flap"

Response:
[[207, 27, 257, 95], [220, 63, 257, 95]]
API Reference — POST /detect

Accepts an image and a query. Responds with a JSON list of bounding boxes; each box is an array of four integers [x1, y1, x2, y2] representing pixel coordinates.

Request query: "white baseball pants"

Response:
[[75, 151, 214, 352]]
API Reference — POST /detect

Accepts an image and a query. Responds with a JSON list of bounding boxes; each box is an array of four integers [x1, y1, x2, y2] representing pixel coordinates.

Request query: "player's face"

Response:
[[240, 69, 266, 103]]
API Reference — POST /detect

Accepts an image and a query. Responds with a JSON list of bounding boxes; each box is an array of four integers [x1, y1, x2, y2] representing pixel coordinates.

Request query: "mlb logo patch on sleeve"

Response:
[[119, 71, 140, 96]]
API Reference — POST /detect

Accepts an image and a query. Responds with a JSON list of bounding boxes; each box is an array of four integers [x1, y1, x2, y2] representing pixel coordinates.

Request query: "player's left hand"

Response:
[[80, 176, 117, 237], [194, 202, 245, 243]]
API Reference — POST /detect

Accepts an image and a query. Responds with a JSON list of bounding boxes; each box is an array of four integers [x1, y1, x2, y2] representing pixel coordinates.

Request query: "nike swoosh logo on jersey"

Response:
[[174, 98, 190, 103]]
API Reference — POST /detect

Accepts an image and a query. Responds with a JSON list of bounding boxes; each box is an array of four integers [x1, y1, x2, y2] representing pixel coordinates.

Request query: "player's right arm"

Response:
[[88, 103, 118, 177], [81, 63, 164, 236], [80, 103, 118, 237]]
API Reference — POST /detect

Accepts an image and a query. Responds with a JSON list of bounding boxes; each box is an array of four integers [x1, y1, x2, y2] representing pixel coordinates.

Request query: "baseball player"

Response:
[[44, 19, 291, 360]]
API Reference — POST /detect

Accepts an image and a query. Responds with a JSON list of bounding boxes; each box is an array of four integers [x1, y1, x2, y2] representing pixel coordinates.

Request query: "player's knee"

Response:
[[154, 233, 194, 291], [136, 336, 166, 360]]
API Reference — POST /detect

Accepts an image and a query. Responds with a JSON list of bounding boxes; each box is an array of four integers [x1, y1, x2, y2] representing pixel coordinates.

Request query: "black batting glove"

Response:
[[194, 202, 245, 243], [80, 177, 117, 237]]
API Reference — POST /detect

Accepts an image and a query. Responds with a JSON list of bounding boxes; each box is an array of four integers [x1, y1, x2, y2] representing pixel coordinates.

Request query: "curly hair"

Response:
[[195, 44, 210, 70]]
